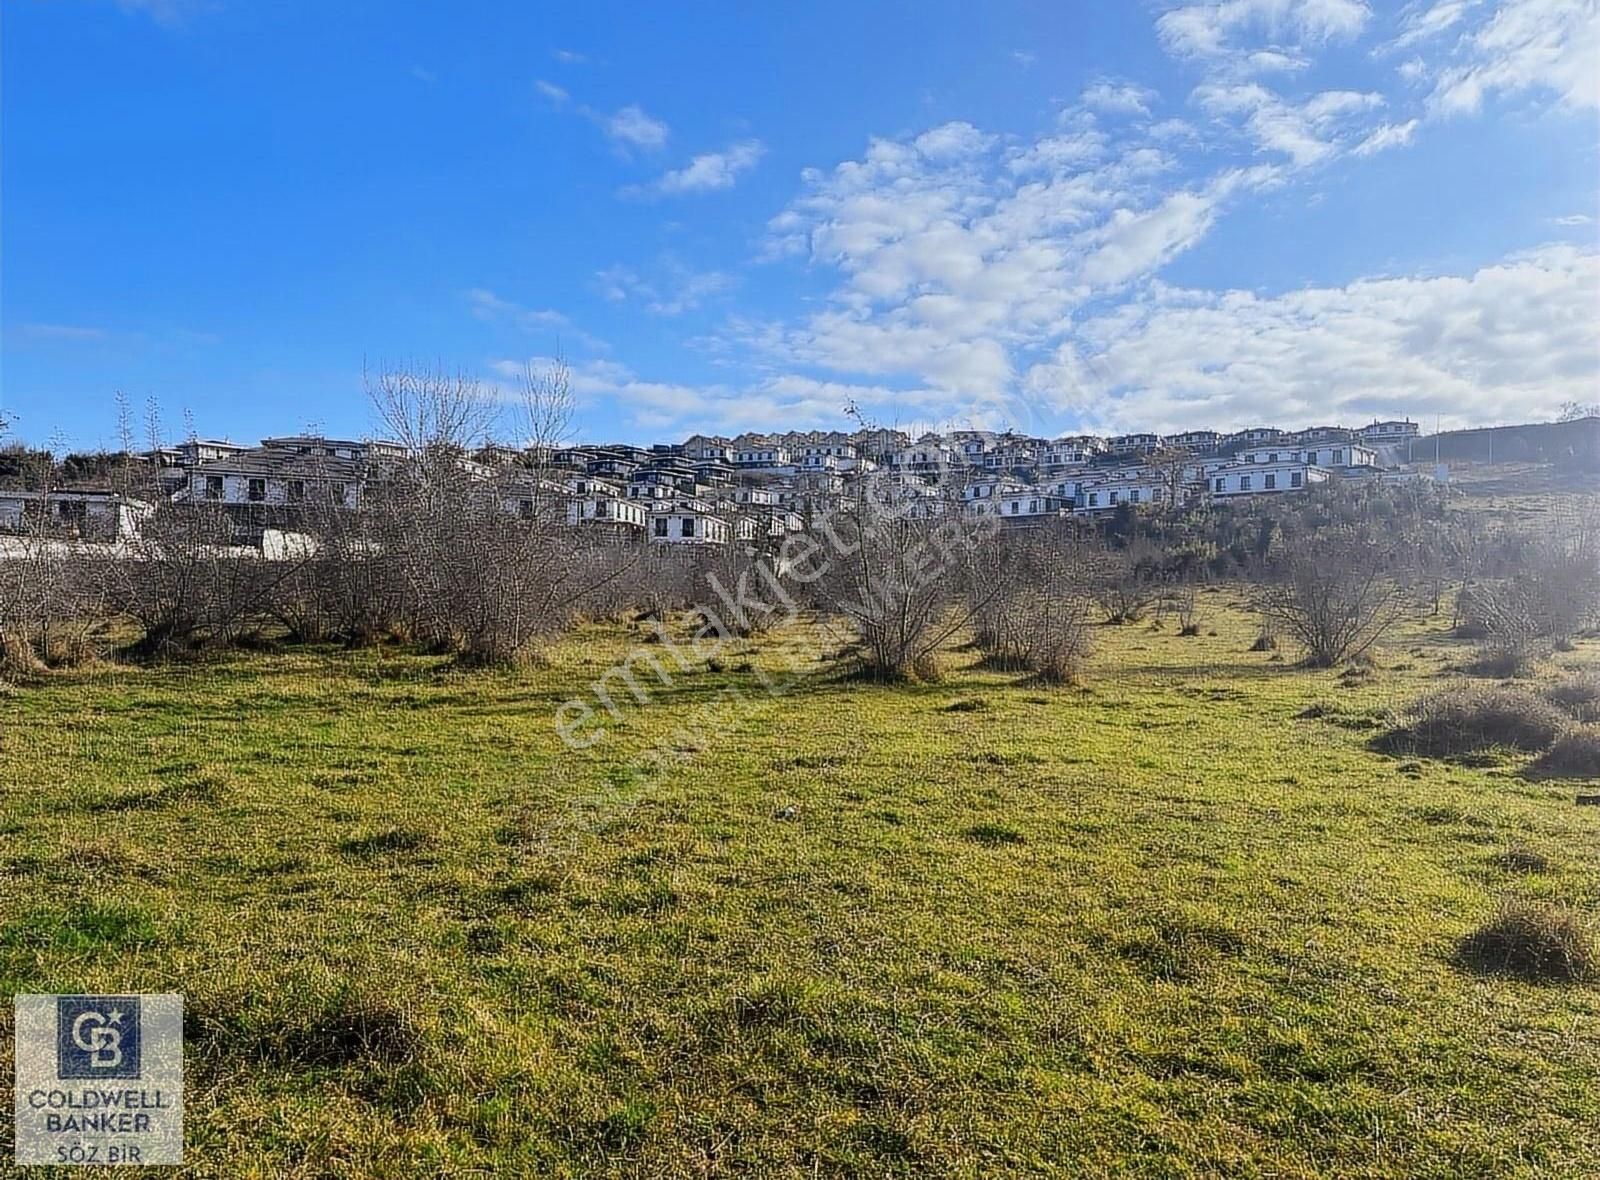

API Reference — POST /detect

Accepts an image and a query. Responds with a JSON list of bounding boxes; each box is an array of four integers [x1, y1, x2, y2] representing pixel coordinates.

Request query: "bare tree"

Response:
[[818, 461, 1000, 681], [972, 525, 1096, 683], [1254, 531, 1411, 667], [362, 358, 606, 666]]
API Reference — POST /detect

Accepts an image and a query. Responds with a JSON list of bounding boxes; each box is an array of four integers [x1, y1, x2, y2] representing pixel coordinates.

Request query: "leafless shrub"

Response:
[[1254, 531, 1411, 668], [1468, 513, 1600, 673], [1544, 674, 1600, 723], [364, 359, 604, 667], [972, 528, 1095, 684], [1171, 584, 1202, 636], [1094, 552, 1161, 625], [818, 471, 995, 682]]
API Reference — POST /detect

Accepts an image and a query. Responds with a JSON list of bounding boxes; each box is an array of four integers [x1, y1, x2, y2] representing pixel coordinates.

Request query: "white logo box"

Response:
[[13, 994, 183, 1167]]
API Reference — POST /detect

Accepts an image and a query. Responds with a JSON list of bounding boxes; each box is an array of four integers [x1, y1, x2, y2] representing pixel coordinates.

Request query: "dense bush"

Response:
[[1527, 725, 1600, 779], [1390, 685, 1568, 756]]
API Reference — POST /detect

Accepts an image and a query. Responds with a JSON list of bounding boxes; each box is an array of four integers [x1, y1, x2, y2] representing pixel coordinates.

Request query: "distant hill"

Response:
[[1395, 416, 1598, 468]]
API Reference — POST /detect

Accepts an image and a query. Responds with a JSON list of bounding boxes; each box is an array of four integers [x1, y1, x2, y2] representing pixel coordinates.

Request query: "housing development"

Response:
[[2, 418, 1424, 546]]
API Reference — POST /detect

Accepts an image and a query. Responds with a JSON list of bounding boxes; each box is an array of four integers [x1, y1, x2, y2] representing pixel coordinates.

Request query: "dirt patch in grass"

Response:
[[1119, 917, 1246, 982], [187, 984, 424, 1069], [1492, 846, 1553, 875], [942, 697, 990, 713], [963, 822, 1026, 847], [338, 826, 434, 858]]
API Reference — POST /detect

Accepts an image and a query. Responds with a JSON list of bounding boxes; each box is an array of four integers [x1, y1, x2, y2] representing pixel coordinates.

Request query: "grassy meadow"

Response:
[[1, 593, 1598, 1177]]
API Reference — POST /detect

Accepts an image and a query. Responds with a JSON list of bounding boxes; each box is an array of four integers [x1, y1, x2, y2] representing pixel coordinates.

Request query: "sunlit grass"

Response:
[[1, 596, 1597, 1176]]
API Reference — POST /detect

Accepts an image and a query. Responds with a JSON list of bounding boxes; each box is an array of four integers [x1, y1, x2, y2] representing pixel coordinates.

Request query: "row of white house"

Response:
[[0, 421, 1399, 548]]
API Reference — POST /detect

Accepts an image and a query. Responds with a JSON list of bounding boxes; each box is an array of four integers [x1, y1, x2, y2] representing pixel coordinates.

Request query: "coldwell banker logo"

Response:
[[57, 997, 142, 1080], [13, 993, 183, 1166]]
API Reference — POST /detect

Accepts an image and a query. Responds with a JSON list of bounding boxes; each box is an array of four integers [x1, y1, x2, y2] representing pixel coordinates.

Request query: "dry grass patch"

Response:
[[1526, 725, 1600, 780], [1383, 685, 1568, 758], [1454, 901, 1597, 984]]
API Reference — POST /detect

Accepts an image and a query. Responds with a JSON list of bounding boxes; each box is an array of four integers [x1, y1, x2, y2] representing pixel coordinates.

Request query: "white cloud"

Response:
[[535, 80, 569, 106], [1157, 0, 1371, 61], [1379, 0, 1481, 52], [913, 121, 996, 159], [593, 263, 734, 316], [1195, 81, 1386, 166], [1024, 244, 1600, 432], [467, 290, 606, 351], [1351, 117, 1420, 154], [1012, 50, 1038, 67], [746, 118, 1254, 400], [552, 48, 588, 64], [604, 104, 670, 152], [1427, 0, 1600, 115], [113, 0, 208, 27], [17, 323, 111, 342], [1552, 212, 1594, 225], [488, 356, 943, 435], [626, 140, 766, 197], [1080, 190, 1221, 287], [1082, 80, 1159, 116]]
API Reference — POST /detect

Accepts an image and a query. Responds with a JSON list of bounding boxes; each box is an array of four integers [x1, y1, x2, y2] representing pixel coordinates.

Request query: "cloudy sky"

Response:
[[2, 0, 1596, 447]]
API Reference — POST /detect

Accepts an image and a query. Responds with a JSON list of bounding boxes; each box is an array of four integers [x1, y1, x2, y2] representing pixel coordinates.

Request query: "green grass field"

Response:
[[2, 596, 1598, 1177]]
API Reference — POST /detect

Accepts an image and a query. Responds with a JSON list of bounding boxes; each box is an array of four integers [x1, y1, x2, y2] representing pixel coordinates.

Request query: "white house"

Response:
[[648, 501, 731, 544], [1040, 443, 1093, 471], [567, 495, 647, 532], [1163, 430, 1222, 454], [0, 489, 154, 541], [995, 489, 1072, 521], [734, 443, 792, 469], [1302, 442, 1377, 470], [1210, 461, 1327, 497], [1075, 474, 1171, 513], [1239, 443, 1377, 470], [190, 446, 364, 510], [1359, 419, 1420, 445], [1107, 433, 1160, 457], [890, 439, 959, 475]]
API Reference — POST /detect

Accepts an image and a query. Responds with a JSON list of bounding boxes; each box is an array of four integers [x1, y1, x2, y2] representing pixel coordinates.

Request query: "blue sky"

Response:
[[2, 0, 1596, 449]]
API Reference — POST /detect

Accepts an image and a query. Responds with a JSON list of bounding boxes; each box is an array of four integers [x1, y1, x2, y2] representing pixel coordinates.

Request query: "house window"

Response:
[[1241, 475, 1252, 491], [204, 476, 223, 500], [1130, 490, 1140, 504], [287, 479, 305, 503], [1332, 449, 1344, 465], [1110, 491, 1120, 505], [519, 500, 535, 519], [247, 478, 266, 502], [1215, 477, 1226, 493], [1265, 473, 1277, 490], [1291, 471, 1303, 488], [682, 517, 695, 538], [1088, 493, 1099, 507], [654, 517, 668, 537]]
